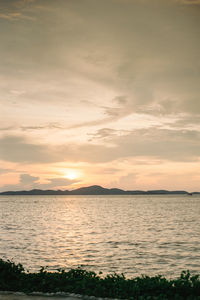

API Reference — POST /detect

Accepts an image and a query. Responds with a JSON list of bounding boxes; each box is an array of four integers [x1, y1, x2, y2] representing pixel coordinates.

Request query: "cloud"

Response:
[[1, 173, 78, 192], [1, 173, 39, 191], [0, 0, 37, 20], [66, 116, 116, 130], [82, 128, 200, 162], [88, 128, 119, 141], [20, 123, 63, 131], [1, 128, 200, 166], [0, 0, 199, 136], [0, 126, 15, 132], [181, 0, 200, 4], [0, 135, 116, 164], [0, 13, 21, 20], [111, 128, 200, 162], [0, 135, 61, 163], [98, 167, 121, 174], [0, 124, 64, 133], [0, 168, 13, 174], [110, 172, 138, 190], [169, 114, 200, 130], [37, 177, 79, 189], [0, 0, 199, 181], [67, 96, 140, 131], [20, 173, 39, 184]]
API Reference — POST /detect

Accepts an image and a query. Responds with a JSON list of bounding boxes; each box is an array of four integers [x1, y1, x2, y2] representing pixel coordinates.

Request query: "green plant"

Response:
[[0, 259, 200, 299]]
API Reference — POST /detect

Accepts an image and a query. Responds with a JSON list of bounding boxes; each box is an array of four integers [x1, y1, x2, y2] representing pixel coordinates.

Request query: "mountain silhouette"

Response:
[[0, 185, 196, 195]]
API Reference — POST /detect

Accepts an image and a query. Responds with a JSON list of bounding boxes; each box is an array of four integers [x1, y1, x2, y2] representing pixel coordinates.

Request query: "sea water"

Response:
[[0, 195, 200, 277]]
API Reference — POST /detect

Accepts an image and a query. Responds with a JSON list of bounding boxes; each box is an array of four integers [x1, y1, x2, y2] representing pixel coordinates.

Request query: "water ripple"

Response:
[[0, 195, 200, 277]]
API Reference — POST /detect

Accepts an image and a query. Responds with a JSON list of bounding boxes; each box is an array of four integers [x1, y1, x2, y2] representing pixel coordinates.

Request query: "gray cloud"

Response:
[[0, 135, 116, 163], [88, 128, 119, 141], [1, 173, 78, 192], [114, 128, 200, 162], [1, 0, 199, 114], [74, 128, 200, 163], [0, 0, 37, 20], [1, 129, 200, 166], [19, 173, 39, 184], [1, 173, 39, 191], [0, 124, 64, 132], [181, 0, 200, 5], [0, 168, 14, 174], [168, 114, 200, 130], [0, 126, 15, 131], [20, 123, 63, 131], [0, 136, 61, 163]]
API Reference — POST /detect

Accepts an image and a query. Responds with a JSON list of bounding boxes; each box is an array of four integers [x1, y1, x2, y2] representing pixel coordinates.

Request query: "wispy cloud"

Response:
[[0, 124, 63, 132], [0, 168, 14, 174], [20, 123, 63, 131], [0, 12, 35, 20], [0, 0, 38, 20], [0, 126, 15, 132], [0, 12, 21, 20], [181, 0, 200, 4]]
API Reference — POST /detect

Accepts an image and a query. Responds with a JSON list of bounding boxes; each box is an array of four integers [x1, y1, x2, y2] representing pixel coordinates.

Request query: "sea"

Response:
[[0, 195, 200, 278]]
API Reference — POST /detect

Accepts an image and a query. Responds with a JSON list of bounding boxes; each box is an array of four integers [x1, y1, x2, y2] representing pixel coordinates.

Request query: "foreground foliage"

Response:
[[0, 259, 200, 299]]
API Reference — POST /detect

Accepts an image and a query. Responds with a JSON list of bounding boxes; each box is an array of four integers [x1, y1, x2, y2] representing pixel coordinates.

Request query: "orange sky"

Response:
[[0, 0, 200, 192]]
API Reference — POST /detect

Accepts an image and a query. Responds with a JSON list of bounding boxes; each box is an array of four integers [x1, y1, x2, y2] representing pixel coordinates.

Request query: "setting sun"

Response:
[[64, 170, 78, 180]]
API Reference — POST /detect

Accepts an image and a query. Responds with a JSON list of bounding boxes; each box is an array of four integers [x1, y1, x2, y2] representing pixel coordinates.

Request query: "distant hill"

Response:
[[0, 185, 195, 195]]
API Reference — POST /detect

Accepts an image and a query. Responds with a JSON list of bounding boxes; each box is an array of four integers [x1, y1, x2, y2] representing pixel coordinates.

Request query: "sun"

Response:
[[64, 170, 78, 180]]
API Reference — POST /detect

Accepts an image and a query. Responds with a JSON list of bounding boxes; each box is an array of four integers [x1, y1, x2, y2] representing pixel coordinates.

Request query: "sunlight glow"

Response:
[[64, 170, 78, 180]]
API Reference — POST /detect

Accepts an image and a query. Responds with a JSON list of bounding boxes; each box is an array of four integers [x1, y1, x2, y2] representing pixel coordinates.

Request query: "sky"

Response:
[[0, 0, 200, 192]]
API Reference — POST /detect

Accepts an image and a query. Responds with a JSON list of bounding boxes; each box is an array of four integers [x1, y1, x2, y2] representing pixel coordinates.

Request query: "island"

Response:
[[0, 185, 199, 195]]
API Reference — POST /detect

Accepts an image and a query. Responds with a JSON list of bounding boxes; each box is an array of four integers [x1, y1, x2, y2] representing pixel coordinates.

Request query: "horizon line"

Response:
[[0, 185, 199, 195]]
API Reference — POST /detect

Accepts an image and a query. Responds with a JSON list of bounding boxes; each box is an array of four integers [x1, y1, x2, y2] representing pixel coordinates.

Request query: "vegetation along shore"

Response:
[[1, 259, 200, 299]]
